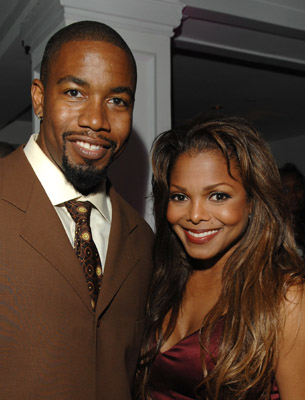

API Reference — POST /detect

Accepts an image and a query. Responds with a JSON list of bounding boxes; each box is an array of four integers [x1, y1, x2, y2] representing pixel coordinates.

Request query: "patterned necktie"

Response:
[[65, 200, 102, 310]]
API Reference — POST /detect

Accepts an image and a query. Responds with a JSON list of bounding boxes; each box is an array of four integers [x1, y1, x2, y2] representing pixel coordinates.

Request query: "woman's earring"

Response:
[[37, 113, 43, 122]]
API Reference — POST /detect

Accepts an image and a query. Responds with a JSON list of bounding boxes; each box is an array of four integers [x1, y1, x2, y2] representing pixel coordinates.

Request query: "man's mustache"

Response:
[[63, 131, 117, 151]]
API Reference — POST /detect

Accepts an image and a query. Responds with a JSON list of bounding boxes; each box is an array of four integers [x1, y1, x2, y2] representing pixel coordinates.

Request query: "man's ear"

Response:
[[31, 79, 44, 119]]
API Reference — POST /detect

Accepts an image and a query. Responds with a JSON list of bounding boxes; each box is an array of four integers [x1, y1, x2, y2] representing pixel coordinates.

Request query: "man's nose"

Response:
[[78, 99, 111, 132], [187, 200, 210, 224]]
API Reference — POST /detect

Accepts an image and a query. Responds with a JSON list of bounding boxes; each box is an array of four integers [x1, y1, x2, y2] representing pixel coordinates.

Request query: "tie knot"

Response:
[[65, 200, 92, 225]]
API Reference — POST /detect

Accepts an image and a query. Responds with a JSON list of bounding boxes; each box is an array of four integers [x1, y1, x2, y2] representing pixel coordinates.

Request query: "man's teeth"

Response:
[[187, 229, 218, 238], [77, 141, 101, 151]]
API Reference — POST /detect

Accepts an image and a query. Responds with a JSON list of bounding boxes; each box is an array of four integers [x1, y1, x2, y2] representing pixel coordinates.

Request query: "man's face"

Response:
[[32, 40, 135, 194], [281, 173, 305, 214]]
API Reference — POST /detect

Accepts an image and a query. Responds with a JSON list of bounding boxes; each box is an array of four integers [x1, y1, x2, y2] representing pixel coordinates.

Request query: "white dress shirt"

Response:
[[24, 134, 112, 271]]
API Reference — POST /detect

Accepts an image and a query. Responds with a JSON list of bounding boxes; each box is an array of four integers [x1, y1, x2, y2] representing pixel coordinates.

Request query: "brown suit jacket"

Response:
[[0, 147, 154, 400]]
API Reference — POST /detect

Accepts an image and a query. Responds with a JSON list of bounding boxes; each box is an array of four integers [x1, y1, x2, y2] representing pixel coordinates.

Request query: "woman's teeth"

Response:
[[187, 229, 219, 238]]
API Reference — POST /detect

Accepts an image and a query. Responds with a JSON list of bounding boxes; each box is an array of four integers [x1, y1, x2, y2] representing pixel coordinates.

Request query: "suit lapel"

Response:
[[1, 149, 140, 316], [1, 148, 93, 312], [96, 186, 139, 316]]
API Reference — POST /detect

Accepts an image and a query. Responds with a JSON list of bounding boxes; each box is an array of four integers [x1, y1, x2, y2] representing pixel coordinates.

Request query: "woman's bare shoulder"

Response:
[[275, 282, 305, 400]]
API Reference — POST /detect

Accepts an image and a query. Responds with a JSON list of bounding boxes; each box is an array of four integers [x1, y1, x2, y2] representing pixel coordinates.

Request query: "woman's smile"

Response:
[[183, 228, 221, 244]]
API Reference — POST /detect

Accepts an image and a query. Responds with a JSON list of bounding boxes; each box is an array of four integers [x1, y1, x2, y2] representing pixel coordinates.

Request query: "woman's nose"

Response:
[[187, 201, 210, 224]]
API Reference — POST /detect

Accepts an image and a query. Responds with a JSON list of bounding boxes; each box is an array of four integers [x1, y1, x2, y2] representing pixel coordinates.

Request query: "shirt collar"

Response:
[[23, 134, 111, 222]]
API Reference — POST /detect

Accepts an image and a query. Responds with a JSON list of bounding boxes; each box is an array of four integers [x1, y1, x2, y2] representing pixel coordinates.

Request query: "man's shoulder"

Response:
[[0, 146, 39, 209], [0, 146, 33, 183], [0, 146, 22, 183], [0, 145, 27, 169], [108, 184, 154, 237]]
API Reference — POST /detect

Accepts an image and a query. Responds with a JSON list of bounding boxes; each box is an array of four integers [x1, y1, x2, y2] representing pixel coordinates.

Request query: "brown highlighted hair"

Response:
[[136, 114, 304, 399]]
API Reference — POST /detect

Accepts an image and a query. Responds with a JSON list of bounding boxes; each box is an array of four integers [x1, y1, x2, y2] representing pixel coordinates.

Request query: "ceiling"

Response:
[[0, 0, 305, 143], [171, 49, 305, 141], [171, 3, 305, 141]]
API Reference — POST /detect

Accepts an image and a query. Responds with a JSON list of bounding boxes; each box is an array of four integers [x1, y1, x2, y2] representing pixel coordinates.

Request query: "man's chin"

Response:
[[62, 156, 108, 195]]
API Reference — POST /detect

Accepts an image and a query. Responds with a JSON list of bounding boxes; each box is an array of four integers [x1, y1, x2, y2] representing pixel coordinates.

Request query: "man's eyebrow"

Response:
[[57, 75, 89, 87], [56, 77, 135, 101], [111, 86, 135, 101]]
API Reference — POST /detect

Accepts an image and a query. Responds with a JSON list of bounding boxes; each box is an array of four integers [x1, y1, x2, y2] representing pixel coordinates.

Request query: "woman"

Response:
[[136, 115, 305, 399]]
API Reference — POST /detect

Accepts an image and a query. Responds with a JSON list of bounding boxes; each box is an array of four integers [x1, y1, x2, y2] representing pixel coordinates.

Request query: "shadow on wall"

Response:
[[108, 128, 150, 217]]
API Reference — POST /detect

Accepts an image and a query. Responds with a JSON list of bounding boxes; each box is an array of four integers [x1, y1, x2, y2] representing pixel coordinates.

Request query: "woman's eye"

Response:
[[169, 193, 187, 202], [210, 192, 230, 202]]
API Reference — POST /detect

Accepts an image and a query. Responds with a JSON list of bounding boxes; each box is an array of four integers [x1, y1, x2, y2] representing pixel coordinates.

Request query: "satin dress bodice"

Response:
[[150, 318, 280, 399]]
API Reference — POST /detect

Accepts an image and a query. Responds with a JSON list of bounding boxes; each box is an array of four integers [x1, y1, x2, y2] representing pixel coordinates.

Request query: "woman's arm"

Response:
[[276, 283, 305, 399]]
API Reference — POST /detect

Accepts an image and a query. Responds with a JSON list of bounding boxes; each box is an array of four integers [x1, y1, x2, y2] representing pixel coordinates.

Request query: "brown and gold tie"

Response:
[[65, 200, 102, 310]]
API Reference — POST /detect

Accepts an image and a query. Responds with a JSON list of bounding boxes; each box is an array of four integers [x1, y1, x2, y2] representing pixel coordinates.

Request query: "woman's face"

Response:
[[167, 151, 250, 262]]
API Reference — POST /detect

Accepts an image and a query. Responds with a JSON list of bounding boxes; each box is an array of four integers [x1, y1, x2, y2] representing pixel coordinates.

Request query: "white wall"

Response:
[[268, 134, 305, 175]]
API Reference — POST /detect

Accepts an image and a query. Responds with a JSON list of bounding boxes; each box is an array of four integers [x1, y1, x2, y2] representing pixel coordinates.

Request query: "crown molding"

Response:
[[61, 0, 184, 34], [20, 0, 184, 54]]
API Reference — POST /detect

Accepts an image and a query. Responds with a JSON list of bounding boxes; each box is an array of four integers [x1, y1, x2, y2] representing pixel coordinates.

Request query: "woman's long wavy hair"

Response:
[[135, 114, 304, 400]]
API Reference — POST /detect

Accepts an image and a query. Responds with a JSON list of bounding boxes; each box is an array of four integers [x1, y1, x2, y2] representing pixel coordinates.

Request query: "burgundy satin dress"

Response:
[[150, 318, 280, 399]]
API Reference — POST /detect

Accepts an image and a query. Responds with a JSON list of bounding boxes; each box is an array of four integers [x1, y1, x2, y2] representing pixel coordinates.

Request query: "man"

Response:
[[280, 163, 305, 259], [0, 21, 154, 400]]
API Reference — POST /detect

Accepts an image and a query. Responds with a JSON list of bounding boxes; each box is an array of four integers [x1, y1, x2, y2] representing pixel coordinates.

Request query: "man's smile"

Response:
[[64, 132, 117, 161]]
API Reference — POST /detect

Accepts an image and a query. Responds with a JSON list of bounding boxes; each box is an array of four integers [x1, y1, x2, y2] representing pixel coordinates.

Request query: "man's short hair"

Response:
[[40, 20, 137, 87]]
